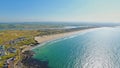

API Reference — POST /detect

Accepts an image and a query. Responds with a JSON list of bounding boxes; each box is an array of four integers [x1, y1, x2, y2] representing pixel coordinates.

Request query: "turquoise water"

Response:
[[32, 27, 120, 68]]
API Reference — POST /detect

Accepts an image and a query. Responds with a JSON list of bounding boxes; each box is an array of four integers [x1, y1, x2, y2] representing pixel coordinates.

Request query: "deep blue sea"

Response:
[[33, 27, 120, 68]]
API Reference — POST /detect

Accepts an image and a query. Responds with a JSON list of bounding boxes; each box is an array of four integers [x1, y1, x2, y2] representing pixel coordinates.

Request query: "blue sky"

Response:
[[0, 0, 120, 23]]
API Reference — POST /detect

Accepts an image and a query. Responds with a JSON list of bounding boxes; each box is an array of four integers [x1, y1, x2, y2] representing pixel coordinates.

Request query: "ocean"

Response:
[[32, 27, 120, 68]]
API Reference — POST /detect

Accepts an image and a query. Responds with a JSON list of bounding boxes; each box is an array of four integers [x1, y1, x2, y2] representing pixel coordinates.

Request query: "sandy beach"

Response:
[[22, 28, 94, 52], [35, 29, 93, 44]]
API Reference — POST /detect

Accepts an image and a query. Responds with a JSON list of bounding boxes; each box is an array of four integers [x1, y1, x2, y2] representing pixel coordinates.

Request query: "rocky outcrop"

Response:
[[21, 50, 49, 68]]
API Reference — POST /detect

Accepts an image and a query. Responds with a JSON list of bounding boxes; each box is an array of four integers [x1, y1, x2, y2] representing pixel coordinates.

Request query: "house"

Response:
[[17, 37, 26, 41], [0, 45, 6, 56], [9, 37, 27, 45], [9, 40, 15, 45], [3, 57, 15, 68], [7, 47, 16, 53], [3, 62, 8, 68]]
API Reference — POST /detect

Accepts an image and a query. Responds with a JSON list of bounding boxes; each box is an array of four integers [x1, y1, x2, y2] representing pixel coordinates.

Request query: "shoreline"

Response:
[[22, 28, 96, 52], [19, 28, 96, 68], [33, 28, 95, 49], [35, 29, 94, 43]]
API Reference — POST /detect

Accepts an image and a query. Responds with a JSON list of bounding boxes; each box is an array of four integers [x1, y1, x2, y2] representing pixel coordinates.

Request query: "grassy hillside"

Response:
[[0, 23, 64, 30], [0, 30, 39, 44], [0, 30, 40, 67]]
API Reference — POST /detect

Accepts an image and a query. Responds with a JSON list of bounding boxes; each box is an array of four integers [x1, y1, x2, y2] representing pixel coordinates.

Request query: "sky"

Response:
[[0, 0, 120, 23]]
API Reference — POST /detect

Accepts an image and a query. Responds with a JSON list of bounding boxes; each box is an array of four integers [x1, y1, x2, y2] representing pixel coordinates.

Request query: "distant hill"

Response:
[[0, 22, 120, 30]]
